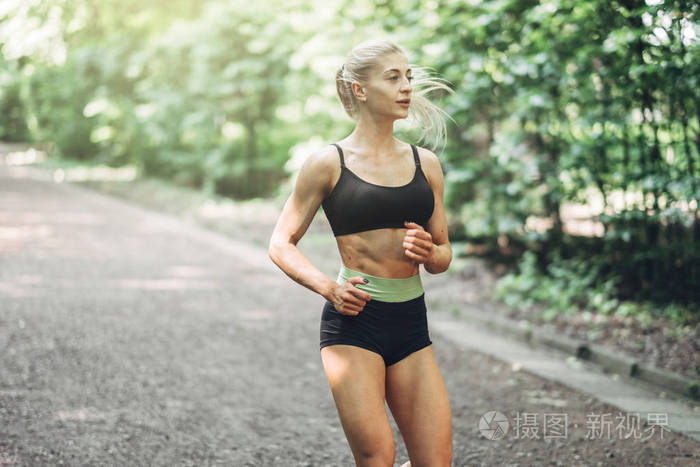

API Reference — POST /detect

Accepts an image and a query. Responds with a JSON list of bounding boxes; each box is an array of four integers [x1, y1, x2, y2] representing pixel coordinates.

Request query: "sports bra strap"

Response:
[[333, 143, 418, 167], [331, 143, 345, 167], [411, 144, 420, 166]]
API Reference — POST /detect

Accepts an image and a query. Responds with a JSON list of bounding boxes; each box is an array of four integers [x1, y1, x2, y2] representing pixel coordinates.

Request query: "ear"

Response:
[[351, 82, 367, 102]]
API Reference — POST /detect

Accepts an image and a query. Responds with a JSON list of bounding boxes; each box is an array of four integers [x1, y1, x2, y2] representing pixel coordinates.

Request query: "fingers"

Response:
[[346, 276, 372, 302], [349, 288, 372, 303], [337, 296, 364, 316], [403, 237, 432, 253], [404, 248, 428, 263], [406, 229, 432, 242], [346, 276, 368, 287], [338, 304, 362, 316], [404, 221, 431, 235], [334, 276, 372, 315], [404, 222, 432, 241], [342, 293, 366, 308], [403, 226, 433, 264]]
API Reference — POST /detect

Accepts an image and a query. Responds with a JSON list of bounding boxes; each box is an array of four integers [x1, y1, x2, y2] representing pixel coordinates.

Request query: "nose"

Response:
[[400, 78, 412, 93]]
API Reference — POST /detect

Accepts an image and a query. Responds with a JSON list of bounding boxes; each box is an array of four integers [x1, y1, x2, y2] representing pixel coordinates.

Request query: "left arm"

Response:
[[402, 148, 452, 274]]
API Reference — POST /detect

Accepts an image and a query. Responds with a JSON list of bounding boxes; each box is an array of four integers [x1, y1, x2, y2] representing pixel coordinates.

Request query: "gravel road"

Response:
[[1, 163, 698, 466]]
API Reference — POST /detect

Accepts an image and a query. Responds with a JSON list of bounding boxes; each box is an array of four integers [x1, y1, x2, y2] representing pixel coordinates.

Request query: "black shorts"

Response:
[[319, 294, 432, 366]]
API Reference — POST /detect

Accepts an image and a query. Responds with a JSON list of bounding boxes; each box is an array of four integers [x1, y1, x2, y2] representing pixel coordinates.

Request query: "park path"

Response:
[[1, 158, 698, 466]]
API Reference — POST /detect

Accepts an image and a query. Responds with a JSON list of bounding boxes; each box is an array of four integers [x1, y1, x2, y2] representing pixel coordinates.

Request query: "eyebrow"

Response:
[[383, 68, 412, 75]]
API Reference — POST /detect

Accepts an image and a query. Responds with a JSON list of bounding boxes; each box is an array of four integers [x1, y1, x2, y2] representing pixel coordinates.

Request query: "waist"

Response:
[[336, 264, 424, 303]]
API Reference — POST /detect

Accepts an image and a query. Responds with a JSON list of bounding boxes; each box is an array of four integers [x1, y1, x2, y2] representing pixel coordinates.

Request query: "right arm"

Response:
[[268, 147, 371, 315]]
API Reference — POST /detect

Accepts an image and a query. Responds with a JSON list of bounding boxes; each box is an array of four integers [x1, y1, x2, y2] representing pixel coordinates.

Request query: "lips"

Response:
[[396, 99, 411, 104]]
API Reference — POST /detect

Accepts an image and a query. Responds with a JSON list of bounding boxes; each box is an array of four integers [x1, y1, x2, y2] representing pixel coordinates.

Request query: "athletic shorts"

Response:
[[319, 265, 432, 366]]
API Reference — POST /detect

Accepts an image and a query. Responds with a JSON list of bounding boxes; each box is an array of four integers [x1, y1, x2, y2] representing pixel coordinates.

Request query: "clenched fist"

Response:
[[403, 221, 434, 264]]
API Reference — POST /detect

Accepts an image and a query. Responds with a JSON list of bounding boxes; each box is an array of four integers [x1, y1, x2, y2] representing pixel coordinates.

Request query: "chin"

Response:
[[388, 115, 407, 124], [384, 109, 409, 122]]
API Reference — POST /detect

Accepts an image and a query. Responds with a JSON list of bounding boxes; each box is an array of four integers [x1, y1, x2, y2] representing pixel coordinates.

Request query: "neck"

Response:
[[346, 113, 398, 156]]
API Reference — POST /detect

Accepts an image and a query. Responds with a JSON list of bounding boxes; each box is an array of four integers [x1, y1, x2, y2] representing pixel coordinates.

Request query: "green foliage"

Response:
[[2, 0, 304, 197], [495, 250, 697, 325], [495, 250, 619, 321], [127, 1, 297, 196], [408, 0, 699, 306], [0, 58, 30, 142], [26, 53, 101, 160], [1, 0, 698, 311]]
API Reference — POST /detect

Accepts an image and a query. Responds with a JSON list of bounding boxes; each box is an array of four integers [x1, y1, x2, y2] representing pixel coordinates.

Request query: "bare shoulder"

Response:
[[299, 144, 339, 172], [414, 145, 441, 167], [413, 145, 444, 184], [296, 144, 342, 195]]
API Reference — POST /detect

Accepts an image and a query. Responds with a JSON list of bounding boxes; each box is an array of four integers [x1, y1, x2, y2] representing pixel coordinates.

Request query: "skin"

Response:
[[269, 52, 452, 466]]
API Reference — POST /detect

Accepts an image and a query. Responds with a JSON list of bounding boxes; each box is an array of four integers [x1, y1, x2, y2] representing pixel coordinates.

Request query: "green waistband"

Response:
[[336, 264, 424, 303]]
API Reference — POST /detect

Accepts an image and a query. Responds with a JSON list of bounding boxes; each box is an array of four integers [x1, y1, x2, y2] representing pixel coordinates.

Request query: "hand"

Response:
[[403, 221, 434, 264], [330, 276, 372, 316]]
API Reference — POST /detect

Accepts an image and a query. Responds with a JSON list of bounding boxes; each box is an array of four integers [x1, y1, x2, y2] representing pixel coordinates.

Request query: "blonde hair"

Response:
[[336, 39, 453, 151]]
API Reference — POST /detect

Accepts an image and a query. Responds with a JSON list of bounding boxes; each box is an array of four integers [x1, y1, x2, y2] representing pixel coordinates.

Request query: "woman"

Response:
[[268, 39, 453, 467]]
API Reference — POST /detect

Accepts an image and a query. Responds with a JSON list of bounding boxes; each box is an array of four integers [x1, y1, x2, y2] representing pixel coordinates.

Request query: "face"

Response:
[[354, 52, 413, 120]]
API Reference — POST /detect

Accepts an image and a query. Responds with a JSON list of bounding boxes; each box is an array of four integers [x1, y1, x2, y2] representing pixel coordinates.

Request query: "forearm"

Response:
[[424, 243, 452, 274], [268, 241, 337, 301]]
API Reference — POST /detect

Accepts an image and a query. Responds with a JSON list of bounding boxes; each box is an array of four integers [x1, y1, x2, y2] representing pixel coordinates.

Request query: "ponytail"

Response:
[[336, 64, 355, 119], [402, 65, 454, 152]]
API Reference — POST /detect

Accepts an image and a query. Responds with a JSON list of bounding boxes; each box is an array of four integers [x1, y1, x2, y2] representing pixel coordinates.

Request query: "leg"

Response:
[[386, 345, 452, 467], [321, 345, 395, 467]]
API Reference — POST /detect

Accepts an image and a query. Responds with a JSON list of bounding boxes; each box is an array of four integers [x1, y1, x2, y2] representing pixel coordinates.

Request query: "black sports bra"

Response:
[[321, 143, 435, 237]]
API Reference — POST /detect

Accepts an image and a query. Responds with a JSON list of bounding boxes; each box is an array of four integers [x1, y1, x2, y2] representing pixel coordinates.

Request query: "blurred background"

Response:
[[1, 0, 698, 331]]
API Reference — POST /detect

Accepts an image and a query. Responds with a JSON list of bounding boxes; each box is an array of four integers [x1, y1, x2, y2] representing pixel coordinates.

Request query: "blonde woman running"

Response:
[[269, 39, 453, 467]]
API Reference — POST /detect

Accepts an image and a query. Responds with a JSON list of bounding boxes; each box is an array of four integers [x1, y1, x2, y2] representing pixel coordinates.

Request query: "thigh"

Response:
[[385, 345, 452, 467], [321, 344, 395, 466]]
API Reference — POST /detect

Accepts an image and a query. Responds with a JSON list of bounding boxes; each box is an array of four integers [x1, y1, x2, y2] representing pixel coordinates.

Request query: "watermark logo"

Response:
[[478, 410, 670, 441], [478, 410, 510, 440]]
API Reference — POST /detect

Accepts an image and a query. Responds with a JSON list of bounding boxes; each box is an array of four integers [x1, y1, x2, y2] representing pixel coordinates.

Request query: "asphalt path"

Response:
[[1, 163, 698, 466]]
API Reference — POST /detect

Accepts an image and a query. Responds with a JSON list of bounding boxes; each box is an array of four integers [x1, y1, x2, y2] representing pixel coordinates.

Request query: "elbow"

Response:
[[268, 234, 292, 268], [268, 237, 283, 266]]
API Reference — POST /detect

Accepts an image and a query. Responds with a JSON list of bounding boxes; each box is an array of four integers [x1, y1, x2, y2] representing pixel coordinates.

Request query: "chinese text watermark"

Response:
[[478, 411, 671, 441]]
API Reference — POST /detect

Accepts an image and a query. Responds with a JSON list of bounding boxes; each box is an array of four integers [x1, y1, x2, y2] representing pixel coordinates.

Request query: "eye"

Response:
[[407, 76, 413, 81], [389, 76, 399, 80]]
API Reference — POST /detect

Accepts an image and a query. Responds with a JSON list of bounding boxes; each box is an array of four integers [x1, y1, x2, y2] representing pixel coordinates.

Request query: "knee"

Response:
[[353, 440, 395, 467], [410, 444, 452, 467]]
